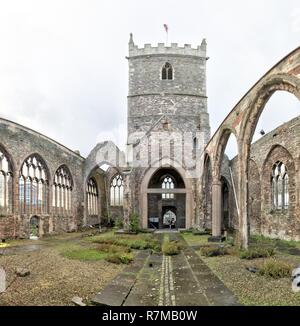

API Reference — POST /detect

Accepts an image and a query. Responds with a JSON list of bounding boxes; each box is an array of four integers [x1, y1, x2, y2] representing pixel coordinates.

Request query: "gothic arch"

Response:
[[261, 144, 295, 238], [0, 143, 14, 214], [139, 165, 193, 229], [204, 46, 300, 247], [213, 127, 238, 179], [53, 164, 73, 215], [19, 153, 50, 215], [241, 75, 300, 159]]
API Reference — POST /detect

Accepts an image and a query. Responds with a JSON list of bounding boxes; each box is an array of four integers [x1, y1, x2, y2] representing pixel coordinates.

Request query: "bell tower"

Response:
[[127, 33, 210, 150]]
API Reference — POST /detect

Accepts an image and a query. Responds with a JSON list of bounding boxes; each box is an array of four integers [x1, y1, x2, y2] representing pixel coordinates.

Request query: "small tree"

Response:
[[115, 217, 124, 230], [129, 213, 139, 233]]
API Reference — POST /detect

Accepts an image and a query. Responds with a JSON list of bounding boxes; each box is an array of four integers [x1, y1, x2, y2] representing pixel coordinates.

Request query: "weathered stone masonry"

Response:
[[1, 34, 300, 247], [0, 118, 84, 238]]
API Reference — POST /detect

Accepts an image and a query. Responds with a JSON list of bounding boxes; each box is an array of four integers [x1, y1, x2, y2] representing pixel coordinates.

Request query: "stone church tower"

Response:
[[126, 34, 210, 230]]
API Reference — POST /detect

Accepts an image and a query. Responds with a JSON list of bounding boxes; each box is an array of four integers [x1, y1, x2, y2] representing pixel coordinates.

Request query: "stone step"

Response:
[[91, 250, 150, 306]]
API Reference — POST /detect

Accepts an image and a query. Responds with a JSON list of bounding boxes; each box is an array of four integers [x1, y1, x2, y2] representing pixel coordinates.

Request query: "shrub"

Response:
[[258, 258, 292, 279], [162, 240, 180, 255], [239, 247, 275, 260], [105, 252, 134, 265], [129, 213, 140, 233], [199, 245, 229, 257], [97, 243, 131, 254], [115, 217, 124, 230]]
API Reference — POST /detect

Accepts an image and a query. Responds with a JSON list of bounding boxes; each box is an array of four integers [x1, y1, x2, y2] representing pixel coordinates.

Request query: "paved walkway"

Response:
[[92, 232, 240, 306]]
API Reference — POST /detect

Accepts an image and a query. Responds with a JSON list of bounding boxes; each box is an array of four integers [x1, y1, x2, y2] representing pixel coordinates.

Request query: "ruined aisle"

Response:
[[93, 232, 239, 306]]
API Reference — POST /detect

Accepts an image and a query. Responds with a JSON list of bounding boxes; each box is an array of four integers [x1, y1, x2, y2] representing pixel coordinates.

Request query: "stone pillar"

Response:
[[209, 180, 224, 242], [122, 170, 132, 231], [238, 157, 249, 249]]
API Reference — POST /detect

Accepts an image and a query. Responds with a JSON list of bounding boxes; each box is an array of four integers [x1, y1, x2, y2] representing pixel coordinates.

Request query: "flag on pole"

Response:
[[163, 24, 168, 33]]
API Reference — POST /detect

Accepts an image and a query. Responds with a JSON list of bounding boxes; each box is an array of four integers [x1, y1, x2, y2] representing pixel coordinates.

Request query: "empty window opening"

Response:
[[86, 178, 99, 215], [19, 155, 49, 214], [162, 176, 175, 199], [110, 174, 124, 206], [271, 162, 289, 210], [162, 62, 173, 80]]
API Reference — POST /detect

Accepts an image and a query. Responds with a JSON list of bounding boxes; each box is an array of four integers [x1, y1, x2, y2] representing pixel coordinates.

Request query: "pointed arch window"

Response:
[[19, 154, 49, 214], [161, 62, 173, 80], [271, 162, 289, 210], [53, 166, 73, 215], [0, 149, 13, 214], [110, 174, 124, 206], [162, 176, 175, 199], [86, 178, 98, 216]]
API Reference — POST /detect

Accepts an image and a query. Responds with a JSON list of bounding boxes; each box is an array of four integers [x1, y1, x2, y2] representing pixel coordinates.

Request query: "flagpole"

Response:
[[164, 24, 169, 46]]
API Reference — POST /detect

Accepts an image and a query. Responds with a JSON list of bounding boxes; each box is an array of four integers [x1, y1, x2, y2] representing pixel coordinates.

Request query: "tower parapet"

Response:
[[128, 34, 207, 58]]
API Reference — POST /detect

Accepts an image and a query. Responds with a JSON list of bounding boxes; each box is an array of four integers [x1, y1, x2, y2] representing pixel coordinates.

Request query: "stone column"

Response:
[[209, 180, 223, 242], [238, 156, 249, 249], [122, 169, 132, 231]]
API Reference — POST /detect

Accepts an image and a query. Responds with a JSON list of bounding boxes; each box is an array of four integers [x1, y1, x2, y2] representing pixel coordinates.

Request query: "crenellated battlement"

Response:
[[128, 33, 207, 58]]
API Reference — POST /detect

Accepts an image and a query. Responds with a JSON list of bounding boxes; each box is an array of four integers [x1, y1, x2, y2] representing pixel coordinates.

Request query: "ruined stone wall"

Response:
[[0, 118, 85, 239], [230, 115, 300, 240]]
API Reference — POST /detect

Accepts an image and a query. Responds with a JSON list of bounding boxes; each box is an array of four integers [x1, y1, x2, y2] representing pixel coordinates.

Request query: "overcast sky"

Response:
[[0, 0, 299, 157]]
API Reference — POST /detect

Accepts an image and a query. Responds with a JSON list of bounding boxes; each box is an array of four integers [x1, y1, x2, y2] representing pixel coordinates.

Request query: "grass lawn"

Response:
[[181, 232, 210, 246], [182, 232, 300, 305], [0, 230, 160, 305], [0, 233, 124, 306], [85, 231, 161, 251]]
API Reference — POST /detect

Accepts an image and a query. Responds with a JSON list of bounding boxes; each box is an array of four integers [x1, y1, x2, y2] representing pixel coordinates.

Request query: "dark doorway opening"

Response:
[[147, 168, 186, 229], [221, 177, 230, 230], [162, 206, 177, 229], [30, 216, 40, 239]]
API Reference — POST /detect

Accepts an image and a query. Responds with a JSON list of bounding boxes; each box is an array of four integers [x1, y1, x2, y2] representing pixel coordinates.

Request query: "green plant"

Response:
[[90, 233, 161, 251], [129, 213, 139, 233], [199, 245, 229, 257], [63, 249, 107, 261], [162, 240, 181, 255], [257, 258, 292, 279], [115, 217, 124, 230], [239, 247, 275, 260], [105, 252, 134, 264]]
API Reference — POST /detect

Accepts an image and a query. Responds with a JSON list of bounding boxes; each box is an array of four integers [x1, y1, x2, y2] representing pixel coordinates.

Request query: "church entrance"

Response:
[[162, 207, 177, 229], [147, 168, 186, 229]]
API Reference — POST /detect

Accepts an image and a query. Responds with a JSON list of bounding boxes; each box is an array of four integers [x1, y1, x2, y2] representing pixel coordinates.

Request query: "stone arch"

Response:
[[52, 164, 73, 216], [29, 215, 40, 239], [204, 47, 300, 247], [139, 165, 193, 229], [241, 75, 300, 155], [108, 171, 124, 222], [239, 81, 300, 243], [213, 127, 238, 179], [84, 165, 106, 227], [20, 152, 51, 180], [0, 143, 15, 215], [19, 153, 50, 216], [260, 144, 296, 239]]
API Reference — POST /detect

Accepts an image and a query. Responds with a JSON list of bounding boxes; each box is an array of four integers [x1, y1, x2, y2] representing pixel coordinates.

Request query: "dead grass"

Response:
[[0, 236, 124, 306], [199, 253, 300, 306]]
